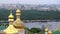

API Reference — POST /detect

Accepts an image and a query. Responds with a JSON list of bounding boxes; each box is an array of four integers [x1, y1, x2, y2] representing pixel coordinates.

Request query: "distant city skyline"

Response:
[[0, 0, 60, 5]]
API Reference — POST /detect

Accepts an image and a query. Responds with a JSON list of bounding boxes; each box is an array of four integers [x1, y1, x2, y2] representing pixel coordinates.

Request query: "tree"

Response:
[[30, 28, 41, 34]]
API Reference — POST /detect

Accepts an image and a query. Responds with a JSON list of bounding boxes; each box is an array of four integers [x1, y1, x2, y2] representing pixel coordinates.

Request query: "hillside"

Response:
[[0, 9, 60, 20]]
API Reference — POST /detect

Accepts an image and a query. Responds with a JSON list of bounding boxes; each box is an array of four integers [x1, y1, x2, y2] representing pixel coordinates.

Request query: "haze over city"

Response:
[[0, 0, 60, 5]]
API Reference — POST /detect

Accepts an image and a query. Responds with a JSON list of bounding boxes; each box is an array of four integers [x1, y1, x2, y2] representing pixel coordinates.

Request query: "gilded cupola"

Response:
[[13, 9, 24, 31], [45, 27, 48, 32], [8, 11, 14, 22], [48, 30, 52, 34], [16, 9, 21, 16], [3, 11, 18, 34]]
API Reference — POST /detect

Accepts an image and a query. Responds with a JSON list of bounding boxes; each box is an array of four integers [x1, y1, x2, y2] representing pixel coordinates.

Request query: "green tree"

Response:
[[30, 28, 41, 34]]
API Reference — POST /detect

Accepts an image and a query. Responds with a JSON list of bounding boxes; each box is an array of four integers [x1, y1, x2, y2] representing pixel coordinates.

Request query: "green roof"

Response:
[[53, 30, 60, 34]]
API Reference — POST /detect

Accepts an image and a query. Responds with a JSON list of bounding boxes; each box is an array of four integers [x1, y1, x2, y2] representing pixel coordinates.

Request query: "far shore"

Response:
[[0, 20, 60, 23]]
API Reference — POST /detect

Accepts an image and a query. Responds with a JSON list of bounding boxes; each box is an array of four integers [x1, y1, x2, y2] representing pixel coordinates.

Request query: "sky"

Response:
[[0, 0, 60, 5]]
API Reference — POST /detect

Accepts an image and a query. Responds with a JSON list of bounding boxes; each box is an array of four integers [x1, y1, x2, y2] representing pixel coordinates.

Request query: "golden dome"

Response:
[[3, 24, 18, 34], [13, 18, 24, 29], [8, 19, 14, 22], [8, 12, 14, 22], [8, 12, 14, 19], [16, 9, 21, 16], [16, 9, 21, 12], [48, 30, 52, 34], [45, 27, 48, 32], [13, 8, 25, 31]]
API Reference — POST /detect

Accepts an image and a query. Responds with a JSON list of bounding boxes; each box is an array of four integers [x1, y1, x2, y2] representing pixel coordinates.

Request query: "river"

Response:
[[25, 22, 60, 31], [0, 21, 60, 31]]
